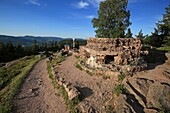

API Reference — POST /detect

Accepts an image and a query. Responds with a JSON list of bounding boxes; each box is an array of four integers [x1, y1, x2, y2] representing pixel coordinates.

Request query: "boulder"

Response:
[[67, 87, 80, 100], [115, 94, 133, 113], [146, 82, 170, 111]]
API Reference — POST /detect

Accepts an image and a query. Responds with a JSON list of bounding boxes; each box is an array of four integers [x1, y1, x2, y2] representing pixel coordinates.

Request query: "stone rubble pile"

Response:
[[51, 66, 80, 100]]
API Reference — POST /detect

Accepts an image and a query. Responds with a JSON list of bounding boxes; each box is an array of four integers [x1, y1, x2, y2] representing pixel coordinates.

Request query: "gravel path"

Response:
[[12, 59, 69, 113]]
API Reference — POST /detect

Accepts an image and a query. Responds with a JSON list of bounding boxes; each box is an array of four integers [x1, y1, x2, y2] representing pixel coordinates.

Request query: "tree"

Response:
[[156, 4, 170, 46], [135, 29, 145, 44], [92, 0, 131, 38], [15, 42, 24, 57], [125, 28, 133, 38], [42, 40, 47, 51], [32, 40, 39, 54], [145, 4, 170, 47], [135, 29, 145, 39], [143, 35, 151, 46], [156, 4, 170, 36], [0, 42, 5, 61], [0, 42, 5, 55], [150, 28, 164, 47], [6, 41, 14, 53]]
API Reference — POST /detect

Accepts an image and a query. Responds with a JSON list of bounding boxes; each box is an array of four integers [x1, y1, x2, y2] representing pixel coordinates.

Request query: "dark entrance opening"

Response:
[[105, 55, 114, 64]]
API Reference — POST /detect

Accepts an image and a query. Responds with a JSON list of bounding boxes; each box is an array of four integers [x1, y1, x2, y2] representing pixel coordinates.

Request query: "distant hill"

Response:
[[0, 35, 63, 46]]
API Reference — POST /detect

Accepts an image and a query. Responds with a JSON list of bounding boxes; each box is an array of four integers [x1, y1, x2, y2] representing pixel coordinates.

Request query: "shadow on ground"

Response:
[[76, 87, 93, 101], [126, 94, 144, 113], [143, 49, 168, 70]]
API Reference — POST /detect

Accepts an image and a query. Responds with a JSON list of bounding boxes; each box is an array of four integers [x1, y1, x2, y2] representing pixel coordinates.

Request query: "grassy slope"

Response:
[[0, 56, 41, 113], [156, 46, 170, 53]]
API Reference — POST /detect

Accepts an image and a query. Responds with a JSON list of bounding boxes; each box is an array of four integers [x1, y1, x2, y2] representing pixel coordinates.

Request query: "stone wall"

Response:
[[80, 38, 143, 68]]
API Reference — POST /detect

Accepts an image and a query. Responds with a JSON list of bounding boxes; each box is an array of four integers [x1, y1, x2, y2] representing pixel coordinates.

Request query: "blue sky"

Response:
[[0, 0, 169, 38]]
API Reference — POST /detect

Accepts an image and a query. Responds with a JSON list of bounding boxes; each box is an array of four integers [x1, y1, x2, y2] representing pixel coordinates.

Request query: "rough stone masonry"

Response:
[[79, 38, 146, 73]]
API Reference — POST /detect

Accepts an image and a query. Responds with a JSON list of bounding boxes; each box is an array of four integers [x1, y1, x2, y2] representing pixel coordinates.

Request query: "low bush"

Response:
[[113, 84, 128, 96], [74, 55, 80, 59], [76, 64, 83, 71], [118, 73, 125, 82]]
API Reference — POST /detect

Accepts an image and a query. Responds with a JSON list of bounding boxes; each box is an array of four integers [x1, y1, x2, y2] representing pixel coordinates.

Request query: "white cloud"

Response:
[[85, 15, 95, 19], [86, 0, 151, 7], [28, 0, 40, 6], [86, 0, 105, 7], [77, 1, 89, 8]]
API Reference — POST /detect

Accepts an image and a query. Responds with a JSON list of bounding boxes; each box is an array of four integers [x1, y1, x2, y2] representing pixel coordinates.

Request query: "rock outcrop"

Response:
[[122, 77, 170, 112]]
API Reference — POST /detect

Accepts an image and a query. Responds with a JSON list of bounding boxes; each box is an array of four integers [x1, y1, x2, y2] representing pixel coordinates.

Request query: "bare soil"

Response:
[[58, 53, 170, 112], [12, 53, 170, 113], [12, 59, 68, 113], [58, 55, 116, 112]]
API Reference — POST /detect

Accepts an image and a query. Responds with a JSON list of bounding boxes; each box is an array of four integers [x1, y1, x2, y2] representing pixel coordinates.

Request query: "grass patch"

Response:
[[105, 105, 115, 113], [156, 46, 170, 52], [113, 84, 129, 96], [118, 73, 125, 82], [0, 56, 40, 113], [74, 55, 80, 59], [75, 63, 83, 71], [86, 70, 93, 76], [60, 86, 79, 113], [102, 74, 110, 79], [47, 56, 80, 113], [51, 55, 65, 66], [0, 61, 28, 90]]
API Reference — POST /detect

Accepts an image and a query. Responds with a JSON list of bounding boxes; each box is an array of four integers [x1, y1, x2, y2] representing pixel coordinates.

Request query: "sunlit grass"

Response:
[[0, 56, 40, 113]]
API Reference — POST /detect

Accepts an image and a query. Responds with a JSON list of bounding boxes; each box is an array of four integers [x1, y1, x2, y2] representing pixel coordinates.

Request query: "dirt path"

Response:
[[12, 59, 69, 113], [58, 55, 116, 112]]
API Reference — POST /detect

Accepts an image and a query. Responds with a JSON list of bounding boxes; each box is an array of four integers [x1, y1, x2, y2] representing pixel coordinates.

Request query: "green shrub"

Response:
[[76, 64, 83, 71], [118, 73, 125, 82], [114, 84, 128, 96], [74, 55, 80, 59], [86, 70, 93, 76]]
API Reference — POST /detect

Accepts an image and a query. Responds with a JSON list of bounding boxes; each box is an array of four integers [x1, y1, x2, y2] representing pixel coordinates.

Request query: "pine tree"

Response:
[[148, 4, 170, 47], [135, 29, 145, 39], [150, 28, 164, 47], [156, 4, 170, 46], [6, 41, 14, 53], [92, 0, 131, 38], [42, 40, 47, 51], [125, 28, 133, 38], [32, 40, 39, 54], [156, 4, 170, 36], [135, 29, 145, 44]]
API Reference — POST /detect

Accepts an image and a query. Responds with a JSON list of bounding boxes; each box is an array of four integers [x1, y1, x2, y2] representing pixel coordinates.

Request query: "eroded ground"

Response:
[[12, 59, 68, 113], [12, 53, 170, 113], [58, 53, 170, 112], [58, 55, 116, 112]]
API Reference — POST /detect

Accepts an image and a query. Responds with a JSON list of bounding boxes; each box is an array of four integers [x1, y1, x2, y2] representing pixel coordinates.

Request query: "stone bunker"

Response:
[[79, 38, 146, 74]]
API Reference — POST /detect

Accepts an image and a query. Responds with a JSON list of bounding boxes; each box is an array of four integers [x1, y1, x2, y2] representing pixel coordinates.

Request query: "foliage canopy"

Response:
[[92, 0, 131, 38]]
